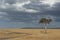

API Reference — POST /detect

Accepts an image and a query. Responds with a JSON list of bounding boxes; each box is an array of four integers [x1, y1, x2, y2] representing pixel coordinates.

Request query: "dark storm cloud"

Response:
[[55, 17, 60, 22], [23, 1, 60, 17], [0, 0, 60, 22], [23, 1, 60, 22], [42, 2, 60, 16], [6, 11, 41, 23], [5, 0, 16, 4]]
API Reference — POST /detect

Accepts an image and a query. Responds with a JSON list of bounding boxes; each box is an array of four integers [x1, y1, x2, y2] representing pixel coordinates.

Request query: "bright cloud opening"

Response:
[[25, 9, 39, 13], [15, 1, 31, 7], [41, 0, 60, 7]]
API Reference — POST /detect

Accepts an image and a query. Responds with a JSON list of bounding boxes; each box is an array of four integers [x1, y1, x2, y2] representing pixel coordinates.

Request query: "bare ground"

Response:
[[0, 29, 60, 40]]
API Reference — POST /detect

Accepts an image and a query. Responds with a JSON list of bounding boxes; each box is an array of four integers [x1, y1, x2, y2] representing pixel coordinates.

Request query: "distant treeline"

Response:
[[21, 27, 60, 29]]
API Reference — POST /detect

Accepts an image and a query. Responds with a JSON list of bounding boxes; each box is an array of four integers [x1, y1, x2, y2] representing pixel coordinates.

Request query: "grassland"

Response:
[[0, 29, 60, 40]]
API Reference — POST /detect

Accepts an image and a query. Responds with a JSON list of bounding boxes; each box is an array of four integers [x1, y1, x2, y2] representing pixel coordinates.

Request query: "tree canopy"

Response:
[[39, 18, 52, 24]]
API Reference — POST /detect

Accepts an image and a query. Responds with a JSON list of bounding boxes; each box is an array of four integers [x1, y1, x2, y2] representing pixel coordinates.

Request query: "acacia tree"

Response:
[[39, 18, 52, 33]]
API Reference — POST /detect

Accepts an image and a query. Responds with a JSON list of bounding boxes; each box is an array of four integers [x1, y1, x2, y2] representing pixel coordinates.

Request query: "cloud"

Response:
[[40, 0, 60, 7], [24, 9, 39, 13], [0, 12, 10, 21], [0, 12, 8, 15], [0, 0, 38, 13], [0, 0, 60, 28], [13, 0, 31, 9], [0, 0, 60, 22]]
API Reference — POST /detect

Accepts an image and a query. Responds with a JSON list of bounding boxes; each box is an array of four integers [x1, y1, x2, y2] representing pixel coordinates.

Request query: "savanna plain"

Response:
[[0, 29, 60, 40]]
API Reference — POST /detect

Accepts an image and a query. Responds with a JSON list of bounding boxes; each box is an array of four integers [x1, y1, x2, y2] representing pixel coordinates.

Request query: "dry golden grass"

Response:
[[0, 29, 60, 40]]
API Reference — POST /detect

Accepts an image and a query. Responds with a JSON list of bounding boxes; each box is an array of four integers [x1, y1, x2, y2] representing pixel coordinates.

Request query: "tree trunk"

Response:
[[44, 24, 47, 34]]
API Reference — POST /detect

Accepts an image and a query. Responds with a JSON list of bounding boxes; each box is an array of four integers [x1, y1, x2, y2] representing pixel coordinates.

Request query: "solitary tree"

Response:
[[39, 18, 52, 33]]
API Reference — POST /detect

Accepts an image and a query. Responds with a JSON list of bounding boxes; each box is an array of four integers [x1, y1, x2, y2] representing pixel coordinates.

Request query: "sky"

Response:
[[0, 0, 60, 28]]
